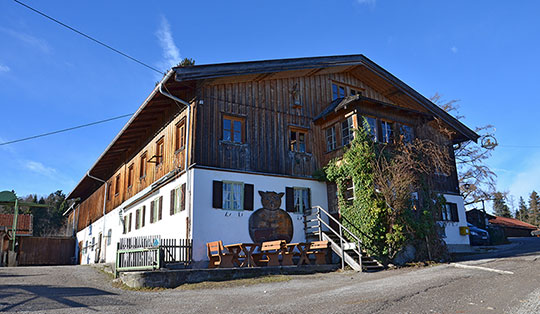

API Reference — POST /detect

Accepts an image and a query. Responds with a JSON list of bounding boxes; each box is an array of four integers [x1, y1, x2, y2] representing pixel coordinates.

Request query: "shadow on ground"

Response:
[[0, 285, 127, 312]]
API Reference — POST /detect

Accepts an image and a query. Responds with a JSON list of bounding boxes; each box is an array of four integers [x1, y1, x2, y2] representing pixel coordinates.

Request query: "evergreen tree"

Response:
[[517, 196, 529, 222], [492, 192, 511, 218], [529, 191, 540, 226]]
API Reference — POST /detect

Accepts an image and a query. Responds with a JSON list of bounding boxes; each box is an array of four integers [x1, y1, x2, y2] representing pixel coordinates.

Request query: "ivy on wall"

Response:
[[324, 120, 452, 264]]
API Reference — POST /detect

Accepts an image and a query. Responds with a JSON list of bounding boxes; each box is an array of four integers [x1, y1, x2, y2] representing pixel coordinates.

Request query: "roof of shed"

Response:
[[489, 216, 538, 230]]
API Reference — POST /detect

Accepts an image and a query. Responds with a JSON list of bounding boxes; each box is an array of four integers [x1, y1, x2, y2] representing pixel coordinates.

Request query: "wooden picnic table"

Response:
[[293, 242, 311, 266], [224, 243, 260, 267]]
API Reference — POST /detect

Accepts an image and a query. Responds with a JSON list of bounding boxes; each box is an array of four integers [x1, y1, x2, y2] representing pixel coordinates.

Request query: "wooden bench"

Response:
[[306, 241, 329, 265], [253, 240, 285, 267], [206, 240, 235, 268]]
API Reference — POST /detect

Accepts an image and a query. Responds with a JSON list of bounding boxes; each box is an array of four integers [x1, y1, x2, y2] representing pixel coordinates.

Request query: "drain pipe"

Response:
[[86, 171, 108, 262], [158, 70, 193, 239]]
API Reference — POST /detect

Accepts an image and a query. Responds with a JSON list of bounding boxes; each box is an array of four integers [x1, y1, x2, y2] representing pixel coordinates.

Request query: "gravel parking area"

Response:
[[1, 237, 540, 313]]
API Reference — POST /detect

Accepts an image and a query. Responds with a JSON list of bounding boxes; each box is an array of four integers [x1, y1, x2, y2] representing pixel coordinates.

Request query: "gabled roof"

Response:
[[174, 54, 479, 142]]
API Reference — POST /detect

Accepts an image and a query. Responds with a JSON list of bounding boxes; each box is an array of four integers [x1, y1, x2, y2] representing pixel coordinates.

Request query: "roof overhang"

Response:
[[66, 71, 193, 205]]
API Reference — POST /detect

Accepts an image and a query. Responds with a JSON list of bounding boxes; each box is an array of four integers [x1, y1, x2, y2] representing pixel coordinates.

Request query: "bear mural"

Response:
[[248, 191, 294, 243]]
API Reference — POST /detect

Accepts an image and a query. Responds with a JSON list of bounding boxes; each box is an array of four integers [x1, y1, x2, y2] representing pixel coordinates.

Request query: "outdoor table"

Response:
[[224, 243, 260, 267], [282, 243, 298, 266], [295, 242, 311, 266]]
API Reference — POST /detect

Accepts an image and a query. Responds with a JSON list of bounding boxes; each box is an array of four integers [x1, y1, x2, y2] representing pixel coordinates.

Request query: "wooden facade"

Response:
[[67, 55, 477, 233]]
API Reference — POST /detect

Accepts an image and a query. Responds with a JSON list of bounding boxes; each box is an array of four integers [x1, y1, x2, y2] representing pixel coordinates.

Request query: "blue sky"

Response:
[[0, 0, 538, 212]]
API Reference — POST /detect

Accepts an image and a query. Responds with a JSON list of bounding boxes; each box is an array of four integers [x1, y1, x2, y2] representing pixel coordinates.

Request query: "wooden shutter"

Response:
[[244, 184, 254, 211], [150, 201, 154, 223], [142, 205, 146, 227], [307, 188, 311, 210], [450, 203, 459, 222], [170, 189, 176, 215], [286, 187, 294, 212], [181, 183, 186, 211], [212, 181, 223, 208], [158, 196, 163, 220]]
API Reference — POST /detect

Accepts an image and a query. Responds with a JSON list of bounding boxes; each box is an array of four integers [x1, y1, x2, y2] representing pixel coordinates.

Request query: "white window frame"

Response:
[[151, 198, 159, 223], [341, 116, 354, 146], [381, 120, 394, 143], [326, 126, 336, 151], [222, 181, 244, 211], [174, 185, 185, 214], [293, 187, 310, 214]]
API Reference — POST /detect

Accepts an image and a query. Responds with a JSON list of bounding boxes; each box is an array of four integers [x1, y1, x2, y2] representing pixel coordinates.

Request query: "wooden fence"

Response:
[[18, 237, 76, 266], [115, 236, 192, 277]]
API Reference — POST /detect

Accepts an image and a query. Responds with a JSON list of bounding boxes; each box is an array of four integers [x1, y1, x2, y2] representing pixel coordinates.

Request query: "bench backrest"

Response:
[[207, 240, 224, 257], [309, 241, 329, 250], [261, 240, 285, 252]]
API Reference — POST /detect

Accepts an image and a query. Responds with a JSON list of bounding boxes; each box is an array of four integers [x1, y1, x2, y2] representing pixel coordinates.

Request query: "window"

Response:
[[326, 126, 336, 152], [106, 229, 112, 246], [140, 152, 147, 178], [84, 241, 88, 254], [107, 181, 112, 201], [135, 208, 141, 230], [115, 174, 121, 195], [128, 213, 132, 233], [341, 116, 354, 146], [293, 187, 310, 214], [290, 129, 307, 153], [171, 184, 186, 215], [343, 179, 355, 205], [223, 115, 244, 143], [150, 196, 163, 223], [399, 124, 414, 143], [212, 181, 254, 211], [381, 120, 394, 143], [440, 202, 459, 222], [175, 120, 186, 152], [360, 116, 377, 141], [127, 164, 134, 188], [332, 83, 346, 100], [122, 217, 127, 234], [91, 237, 95, 250], [223, 181, 244, 210], [156, 138, 165, 166], [285, 187, 311, 214]]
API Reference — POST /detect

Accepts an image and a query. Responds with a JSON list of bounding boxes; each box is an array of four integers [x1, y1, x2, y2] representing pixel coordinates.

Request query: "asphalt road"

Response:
[[1, 237, 540, 313]]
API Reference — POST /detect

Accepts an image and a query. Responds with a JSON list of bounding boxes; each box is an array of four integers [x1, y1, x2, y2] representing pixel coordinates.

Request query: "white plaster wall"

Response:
[[191, 168, 328, 261], [439, 194, 470, 248], [77, 173, 190, 264]]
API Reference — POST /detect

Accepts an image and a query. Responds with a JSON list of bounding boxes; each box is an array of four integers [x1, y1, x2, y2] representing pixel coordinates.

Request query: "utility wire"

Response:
[[0, 113, 133, 146], [13, 0, 164, 75]]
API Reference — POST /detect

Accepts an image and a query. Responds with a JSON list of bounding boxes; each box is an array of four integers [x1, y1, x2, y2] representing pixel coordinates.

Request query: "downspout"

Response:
[[86, 171, 108, 262], [158, 70, 193, 239]]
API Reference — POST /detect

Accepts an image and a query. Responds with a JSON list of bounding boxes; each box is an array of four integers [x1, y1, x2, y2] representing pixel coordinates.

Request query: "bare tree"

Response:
[[431, 93, 497, 206]]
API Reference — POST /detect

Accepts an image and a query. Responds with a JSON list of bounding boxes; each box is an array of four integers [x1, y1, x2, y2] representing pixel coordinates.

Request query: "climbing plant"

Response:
[[324, 120, 453, 264]]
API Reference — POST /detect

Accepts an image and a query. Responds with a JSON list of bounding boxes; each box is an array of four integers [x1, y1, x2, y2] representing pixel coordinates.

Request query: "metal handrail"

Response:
[[310, 206, 363, 268], [311, 206, 363, 245]]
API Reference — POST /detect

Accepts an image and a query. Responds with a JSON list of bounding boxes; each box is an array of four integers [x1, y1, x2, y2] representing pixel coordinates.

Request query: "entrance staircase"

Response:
[[304, 206, 384, 272]]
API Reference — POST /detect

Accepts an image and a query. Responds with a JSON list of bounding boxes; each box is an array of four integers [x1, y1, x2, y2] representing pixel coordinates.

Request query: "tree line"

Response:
[[492, 190, 540, 227]]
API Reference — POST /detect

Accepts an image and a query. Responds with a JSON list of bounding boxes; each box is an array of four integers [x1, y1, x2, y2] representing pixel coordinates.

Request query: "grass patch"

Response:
[[176, 275, 291, 290]]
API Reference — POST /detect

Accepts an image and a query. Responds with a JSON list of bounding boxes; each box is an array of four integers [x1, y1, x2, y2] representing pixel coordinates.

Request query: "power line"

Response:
[[13, 0, 164, 75], [0, 113, 133, 146]]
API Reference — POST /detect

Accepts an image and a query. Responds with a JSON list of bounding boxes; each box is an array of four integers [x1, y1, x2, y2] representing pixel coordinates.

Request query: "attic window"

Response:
[[290, 128, 307, 153]]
